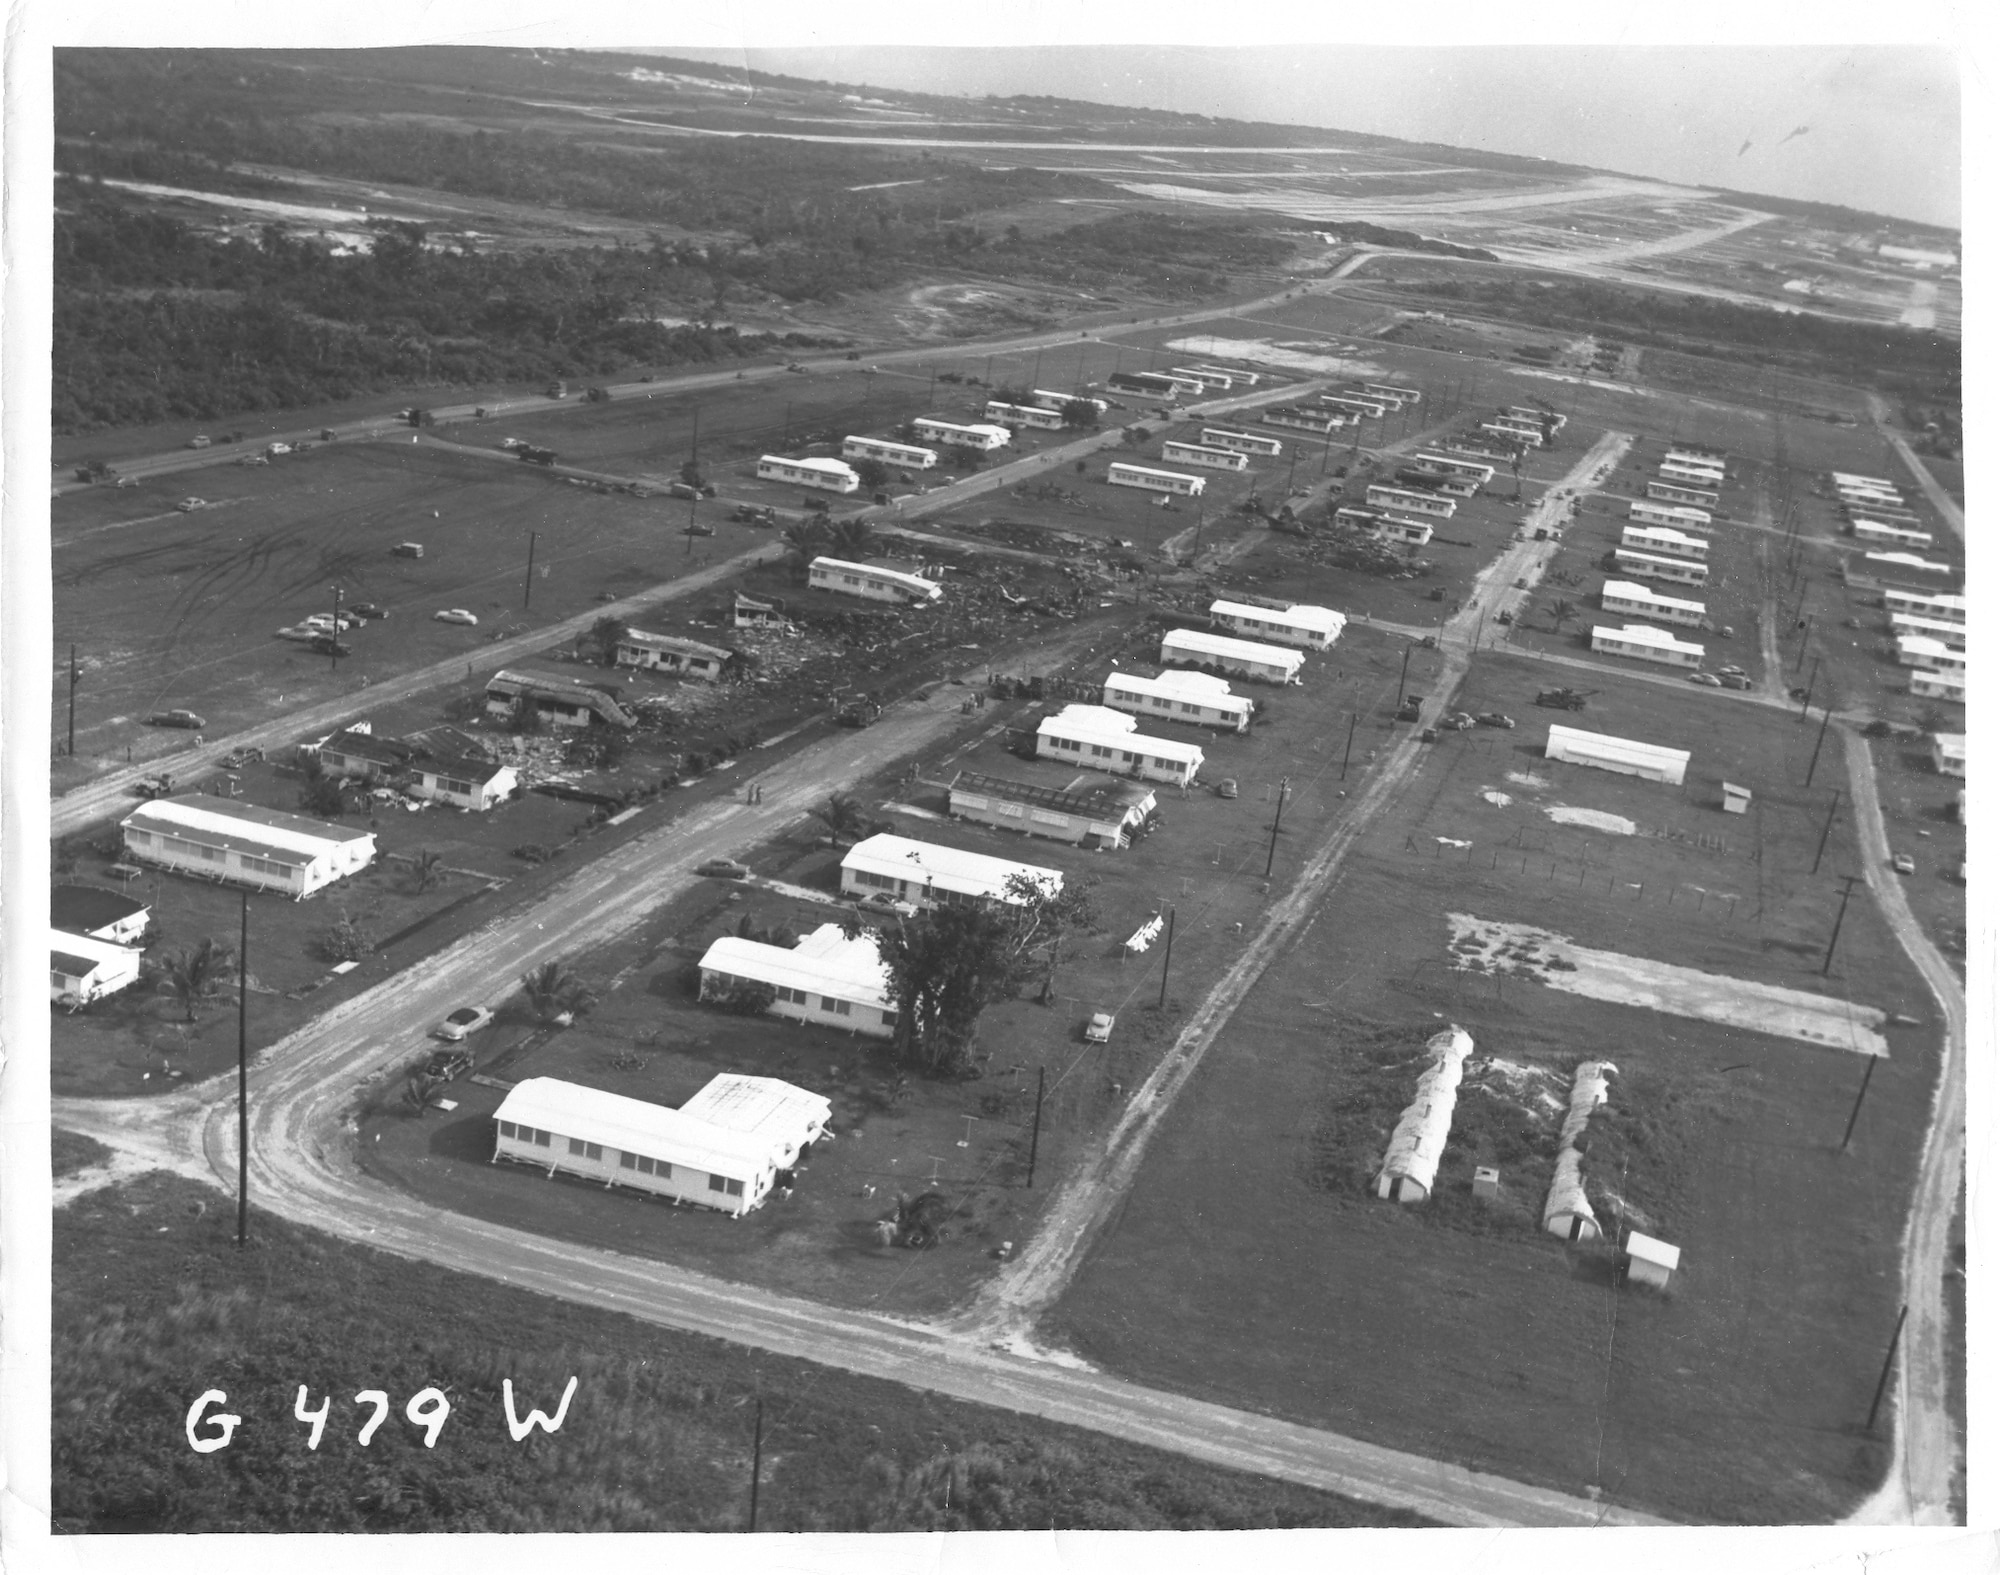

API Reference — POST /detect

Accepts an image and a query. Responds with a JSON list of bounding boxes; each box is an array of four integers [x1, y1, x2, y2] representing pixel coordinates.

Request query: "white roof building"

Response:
[[1546, 724, 1690, 786], [1374, 1027, 1473, 1204], [678, 1073, 834, 1172], [1591, 622, 1705, 668], [1160, 627, 1304, 685], [1889, 614, 1966, 649], [1101, 669, 1252, 732], [1910, 669, 1965, 703], [1208, 600, 1346, 651], [699, 924, 897, 1038], [808, 557, 943, 604], [1896, 636, 1966, 673], [1865, 552, 1955, 578], [1852, 520, 1935, 549], [1932, 734, 1966, 777], [1625, 1230, 1683, 1289], [120, 795, 376, 898], [50, 929, 144, 1005], [491, 1075, 823, 1216], [840, 833, 1060, 910], [615, 629, 734, 679], [1600, 580, 1706, 629], [1036, 703, 1205, 787], [1621, 526, 1709, 561]]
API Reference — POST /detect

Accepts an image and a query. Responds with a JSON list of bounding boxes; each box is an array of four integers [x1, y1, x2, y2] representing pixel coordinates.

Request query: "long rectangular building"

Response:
[[983, 402, 1066, 431], [808, 557, 942, 604], [1621, 525, 1709, 561], [1591, 623, 1705, 669], [1160, 627, 1304, 685], [1890, 613, 1967, 649], [1108, 462, 1205, 497], [1261, 406, 1341, 434], [1036, 705, 1205, 788], [1614, 548, 1709, 588], [1414, 452, 1495, 486], [1646, 479, 1720, 508], [1628, 502, 1713, 532], [758, 455, 859, 492], [1201, 426, 1283, 457], [1209, 600, 1345, 651], [1319, 394, 1386, 419], [1910, 669, 1966, 703], [842, 435, 938, 469], [1546, 724, 1690, 786], [492, 1074, 830, 1216], [1030, 389, 1108, 413], [1658, 460, 1723, 488], [121, 795, 376, 898], [1896, 636, 1966, 674], [1365, 485, 1456, 519], [947, 770, 1156, 849], [1884, 588, 1966, 623], [1865, 551, 1955, 579], [1101, 669, 1252, 733], [1853, 519, 1935, 549], [1161, 439, 1250, 472], [1600, 579, 1706, 628], [911, 418, 1010, 451], [698, 924, 897, 1040], [840, 833, 1061, 911], [1369, 516, 1435, 546]]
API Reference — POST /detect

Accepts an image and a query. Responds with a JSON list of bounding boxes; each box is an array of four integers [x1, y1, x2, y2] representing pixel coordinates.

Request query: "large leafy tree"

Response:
[[870, 905, 1023, 1077], [781, 519, 832, 582], [809, 792, 875, 847], [521, 960, 595, 1025], [1001, 872, 1100, 1004], [826, 518, 876, 560]]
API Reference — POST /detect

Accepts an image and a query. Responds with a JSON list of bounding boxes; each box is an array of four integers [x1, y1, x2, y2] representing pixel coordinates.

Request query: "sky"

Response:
[[658, 44, 1960, 230]]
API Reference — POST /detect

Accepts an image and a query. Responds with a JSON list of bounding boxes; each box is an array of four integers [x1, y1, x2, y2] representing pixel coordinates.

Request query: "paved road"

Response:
[[1831, 726, 1966, 1526], [1867, 393, 1964, 549]]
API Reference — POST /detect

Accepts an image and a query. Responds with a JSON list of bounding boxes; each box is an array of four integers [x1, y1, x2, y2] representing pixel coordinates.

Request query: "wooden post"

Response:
[[1821, 874, 1861, 975], [1157, 907, 1175, 1010], [523, 533, 538, 609], [1264, 778, 1290, 879], [748, 1397, 763, 1531], [1341, 713, 1357, 780]]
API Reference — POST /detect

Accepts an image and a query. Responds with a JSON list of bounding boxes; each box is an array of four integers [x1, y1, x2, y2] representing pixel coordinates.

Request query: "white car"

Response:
[[303, 613, 356, 632], [1084, 1011, 1116, 1044], [176, 497, 207, 512], [434, 608, 479, 626], [434, 1005, 493, 1041]]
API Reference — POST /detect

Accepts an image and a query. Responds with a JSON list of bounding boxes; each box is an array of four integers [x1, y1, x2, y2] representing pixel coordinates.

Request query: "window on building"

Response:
[[882, 1009, 898, 1026], [821, 995, 839, 1013], [533, 1129, 551, 1148], [620, 1151, 638, 1169], [833, 999, 852, 1017], [709, 1173, 730, 1193]]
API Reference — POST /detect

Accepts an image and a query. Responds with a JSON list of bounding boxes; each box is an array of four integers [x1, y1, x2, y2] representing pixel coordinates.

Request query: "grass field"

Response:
[[51, 1127, 112, 1177], [50, 1171, 1424, 1532], [1044, 648, 1939, 1524]]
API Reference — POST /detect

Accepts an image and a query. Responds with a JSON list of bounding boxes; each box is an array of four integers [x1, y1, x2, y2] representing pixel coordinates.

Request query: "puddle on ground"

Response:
[[1548, 805, 1636, 835]]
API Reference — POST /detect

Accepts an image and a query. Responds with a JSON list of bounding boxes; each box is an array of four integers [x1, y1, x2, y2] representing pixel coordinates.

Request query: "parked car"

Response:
[[1717, 665, 1747, 678], [1215, 778, 1239, 799], [683, 522, 716, 537], [116, 476, 139, 488], [187, 435, 211, 449], [433, 608, 479, 625], [1891, 853, 1917, 876], [308, 635, 351, 657], [145, 708, 206, 729], [347, 603, 388, 620], [1084, 1011, 1116, 1044], [433, 1006, 494, 1042], [1688, 671, 1722, 687], [176, 497, 207, 512], [695, 858, 751, 880], [424, 1046, 475, 1082], [1719, 674, 1754, 690], [1475, 712, 1516, 729], [303, 613, 356, 632], [855, 891, 918, 917], [1441, 712, 1476, 731], [237, 454, 270, 467], [392, 542, 425, 558]]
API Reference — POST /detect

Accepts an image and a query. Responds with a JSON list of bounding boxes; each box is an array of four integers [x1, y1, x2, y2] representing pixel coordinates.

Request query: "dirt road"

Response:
[[948, 429, 1634, 1338], [1833, 726, 1966, 1526], [50, 543, 784, 837]]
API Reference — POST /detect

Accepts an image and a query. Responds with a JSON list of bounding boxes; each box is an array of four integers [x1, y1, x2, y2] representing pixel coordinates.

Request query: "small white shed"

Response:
[[1625, 1231, 1682, 1290]]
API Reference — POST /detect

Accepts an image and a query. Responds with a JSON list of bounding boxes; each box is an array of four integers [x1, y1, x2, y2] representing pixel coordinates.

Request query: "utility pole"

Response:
[[1821, 874, 1862, 976], [1865, 1306, 1910, 1432], [1798, 656, 1821, 720], [1792, 613, 1814, 670], [329, 586, 343, 674], [1806, 705, 1834, 786], [1263, 776, 1291, 879], [1157, 906, 1175, 1009], [747, 1398, 763, 1531], [1840, 1056, 1879, 1151], [686, 495, 697, 557], [1812, 789, 1843, 875], [1026, 1066, 1045, 1187], [523, 533, 538, 609], [690, 404, 700, 465], [1285, 447, 1299, 495], [1397, 645, 1413, 706], [67, 644, 78, 756], [1341, 713, 1357, 780], [237, 889, 249, 1249]]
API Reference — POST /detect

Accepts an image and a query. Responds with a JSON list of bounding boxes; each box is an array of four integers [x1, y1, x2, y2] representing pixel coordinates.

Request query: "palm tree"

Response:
[[1548, 598, 1578, 635], [521, 960, 595, 1025], [583, 615, 628, 668], [827, 517, 875, 560], [411, 848, 447, 893], [781, 519, 832, 582], [155, 937, 238, 1023], [809, 792, 873, 846]]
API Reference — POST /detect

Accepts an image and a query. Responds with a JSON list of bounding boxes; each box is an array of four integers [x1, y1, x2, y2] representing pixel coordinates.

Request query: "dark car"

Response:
[[424, 1046, 475, 1082], [696, 858, 750, 880], [309, 635, 352, 657], [146, 708, 207, 729], [347, 603, 388, 620]]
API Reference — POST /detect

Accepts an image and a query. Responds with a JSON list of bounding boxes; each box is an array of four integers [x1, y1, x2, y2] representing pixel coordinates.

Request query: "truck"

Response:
[[518, 446, 558, 467], [1534, 688, 1595, 711], [546, 380, 567, 399]]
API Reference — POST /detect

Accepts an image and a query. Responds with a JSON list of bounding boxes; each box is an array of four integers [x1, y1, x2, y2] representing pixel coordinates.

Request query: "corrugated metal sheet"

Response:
[[1543, 1060, 1616, 1240], [493, 1076, 773, 1181], [842, 833, 1060, 904]]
